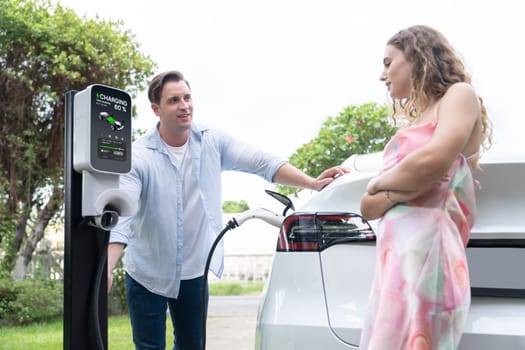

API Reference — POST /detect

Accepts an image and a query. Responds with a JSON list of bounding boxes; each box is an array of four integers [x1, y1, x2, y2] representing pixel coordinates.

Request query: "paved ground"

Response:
[[206, 295, 261, 350]]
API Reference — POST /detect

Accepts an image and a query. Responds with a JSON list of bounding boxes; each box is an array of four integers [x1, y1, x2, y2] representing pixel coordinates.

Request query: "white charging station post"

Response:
[[64, 85, 136, 350]]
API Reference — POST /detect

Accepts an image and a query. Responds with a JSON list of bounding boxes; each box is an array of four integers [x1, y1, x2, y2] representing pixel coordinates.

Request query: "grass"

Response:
[[0, 316, 150, 350], [0, 281, 264, 349], [209, 280, 264, 295], [0, 320, 63, 350]]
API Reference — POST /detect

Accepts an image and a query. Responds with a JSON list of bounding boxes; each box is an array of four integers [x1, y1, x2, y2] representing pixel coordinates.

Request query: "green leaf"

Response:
[[277, 102, 396, 197]]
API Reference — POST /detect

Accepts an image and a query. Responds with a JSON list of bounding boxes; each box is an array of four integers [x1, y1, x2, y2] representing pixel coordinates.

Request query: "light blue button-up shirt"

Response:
[[110, 122, 287, 298]]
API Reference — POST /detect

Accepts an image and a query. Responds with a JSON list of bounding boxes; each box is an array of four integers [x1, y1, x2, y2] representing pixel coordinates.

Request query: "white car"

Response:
[[255, 150, 525, 349]]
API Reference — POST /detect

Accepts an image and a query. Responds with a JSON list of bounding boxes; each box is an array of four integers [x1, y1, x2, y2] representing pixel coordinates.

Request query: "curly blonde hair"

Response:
[[387, 25, 492, 152]]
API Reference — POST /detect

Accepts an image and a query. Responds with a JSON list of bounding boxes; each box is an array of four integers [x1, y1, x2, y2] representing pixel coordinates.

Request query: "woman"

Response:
[[359, 25, 492, 349]]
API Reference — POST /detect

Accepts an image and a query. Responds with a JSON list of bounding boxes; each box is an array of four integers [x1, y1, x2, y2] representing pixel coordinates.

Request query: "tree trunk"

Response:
[[0, 207, 28, 275], [11, 185, 63, 280], [12, 210, 29, 254]]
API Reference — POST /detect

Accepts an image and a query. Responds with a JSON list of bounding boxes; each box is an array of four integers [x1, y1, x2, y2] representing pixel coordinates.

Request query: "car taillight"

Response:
[[276, 212, 375, 252]]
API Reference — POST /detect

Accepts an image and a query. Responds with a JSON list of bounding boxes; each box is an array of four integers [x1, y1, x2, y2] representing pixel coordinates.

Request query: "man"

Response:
[[108, 70, 348, 350]]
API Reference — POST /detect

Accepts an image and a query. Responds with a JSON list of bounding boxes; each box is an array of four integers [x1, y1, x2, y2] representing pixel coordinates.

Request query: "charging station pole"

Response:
[[64, 86, 135, 350], [64, 90, 108, 350]]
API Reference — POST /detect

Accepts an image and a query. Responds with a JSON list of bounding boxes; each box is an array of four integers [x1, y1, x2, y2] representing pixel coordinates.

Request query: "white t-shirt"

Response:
[[166, 141, 208, 279]]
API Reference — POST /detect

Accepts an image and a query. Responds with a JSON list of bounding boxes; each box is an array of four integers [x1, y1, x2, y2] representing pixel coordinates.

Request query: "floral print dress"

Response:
[[360, 121, 476, 350]]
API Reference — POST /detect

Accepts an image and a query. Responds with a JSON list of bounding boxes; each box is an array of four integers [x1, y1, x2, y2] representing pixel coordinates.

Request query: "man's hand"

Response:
[[107, 243, 125, 293], [314, 166, 351, 191]]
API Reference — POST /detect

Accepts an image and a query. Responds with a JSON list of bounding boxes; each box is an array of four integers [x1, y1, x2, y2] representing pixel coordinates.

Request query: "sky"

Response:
[[58, 0, 525, 211]]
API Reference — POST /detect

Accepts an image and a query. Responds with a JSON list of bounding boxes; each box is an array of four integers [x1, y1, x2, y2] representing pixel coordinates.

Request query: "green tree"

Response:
[[222, 200, 250, 213], [0, 0, 156, 279], [277, 102, 397, 197]]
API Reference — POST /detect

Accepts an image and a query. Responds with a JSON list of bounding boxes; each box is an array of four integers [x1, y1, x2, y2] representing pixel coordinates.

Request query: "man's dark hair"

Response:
[[147, 70, 191, 104]]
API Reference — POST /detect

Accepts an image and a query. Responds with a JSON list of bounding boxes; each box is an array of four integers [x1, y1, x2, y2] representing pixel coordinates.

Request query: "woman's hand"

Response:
[[387, 189, 421, 203], [360, 189, 420, 221], [366, 176, 380, 194]]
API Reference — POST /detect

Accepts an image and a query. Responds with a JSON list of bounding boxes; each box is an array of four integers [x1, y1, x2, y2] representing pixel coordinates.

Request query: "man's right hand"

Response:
[[107, 243, 125, 293]]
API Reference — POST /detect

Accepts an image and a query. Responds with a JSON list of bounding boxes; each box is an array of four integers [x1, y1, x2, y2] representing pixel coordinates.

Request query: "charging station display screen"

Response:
[[97, 138, 126, 161], [90, 85, 131, 173]]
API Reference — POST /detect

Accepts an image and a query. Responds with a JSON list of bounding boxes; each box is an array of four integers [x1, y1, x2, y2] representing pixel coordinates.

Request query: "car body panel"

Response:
[[256, 151, 525, 349], [320, 243, 375, 346], [256, 253, 355, 349]]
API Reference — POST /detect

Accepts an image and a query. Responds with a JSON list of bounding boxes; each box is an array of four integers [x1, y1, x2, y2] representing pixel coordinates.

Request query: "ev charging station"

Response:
[[64, 85, 136, 350]]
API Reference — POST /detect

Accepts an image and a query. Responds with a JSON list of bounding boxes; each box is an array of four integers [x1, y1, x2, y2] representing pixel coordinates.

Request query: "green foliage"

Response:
[[0, 0, 156, 275], [0, 278, 17, 322], [277, 102, 396, 196], [222, 200, 250, 213], [0, 219, 16, 276], [0, 278, 63, 326]]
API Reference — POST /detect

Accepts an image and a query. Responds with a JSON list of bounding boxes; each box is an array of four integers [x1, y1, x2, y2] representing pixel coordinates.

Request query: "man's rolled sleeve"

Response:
[[109, 215, 132, 246]]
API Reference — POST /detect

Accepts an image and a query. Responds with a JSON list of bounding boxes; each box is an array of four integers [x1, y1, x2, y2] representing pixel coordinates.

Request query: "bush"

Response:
[[0, 278, 63, 327], [222, 200, 250, 213], [0, 278, 17, 323]]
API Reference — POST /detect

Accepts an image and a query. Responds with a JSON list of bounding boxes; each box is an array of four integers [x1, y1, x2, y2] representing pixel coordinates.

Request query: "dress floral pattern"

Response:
[[360, 121, 476, 350]]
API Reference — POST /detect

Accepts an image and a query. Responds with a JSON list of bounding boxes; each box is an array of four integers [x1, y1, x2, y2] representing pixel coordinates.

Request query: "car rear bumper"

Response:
[[255, 252, 359, 349]]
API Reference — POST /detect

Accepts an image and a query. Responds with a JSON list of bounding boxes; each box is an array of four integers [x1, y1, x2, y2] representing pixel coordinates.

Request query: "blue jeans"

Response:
[[125, 273, 208, 350]]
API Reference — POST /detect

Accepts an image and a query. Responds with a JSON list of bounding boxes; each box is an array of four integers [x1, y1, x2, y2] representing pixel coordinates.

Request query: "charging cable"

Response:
[[76, 217, 109, 350], [93, 233, 109, 350], [200, 208, 284, 350], [85, 205, 120, 350]]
